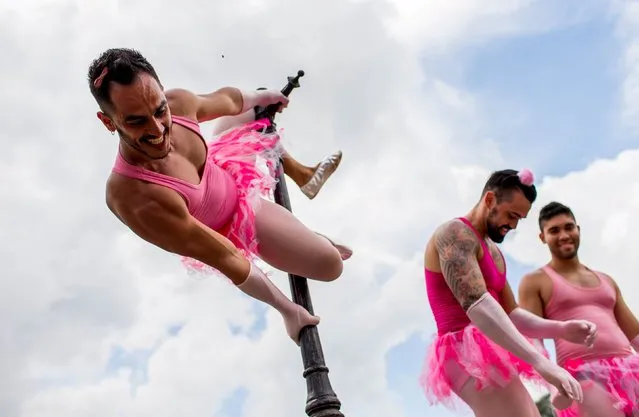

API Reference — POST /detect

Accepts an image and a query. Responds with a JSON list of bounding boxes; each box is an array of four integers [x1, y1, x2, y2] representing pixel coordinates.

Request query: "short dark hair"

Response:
[[87, 48, 162, 112], [482, 169, 537, 204], [538, 201, 575, 230]]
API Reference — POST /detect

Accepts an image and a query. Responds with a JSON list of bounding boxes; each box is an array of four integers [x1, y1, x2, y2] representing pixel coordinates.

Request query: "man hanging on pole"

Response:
[[87, 48, 352, 345]]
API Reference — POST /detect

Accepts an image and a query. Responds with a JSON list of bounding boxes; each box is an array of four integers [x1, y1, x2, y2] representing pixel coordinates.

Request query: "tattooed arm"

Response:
[[433, 220, 556, 369], [434, 220, 488, 310]]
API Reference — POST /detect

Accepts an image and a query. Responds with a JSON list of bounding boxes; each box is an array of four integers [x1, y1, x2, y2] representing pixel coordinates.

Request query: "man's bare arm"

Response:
[[517, 272, 545, 318], [607, 275, 639, 343], [166, 88, 243, 123], [434, 221, 488, 310], [111, 186, 250, 283], [432, 221, 567, 384]]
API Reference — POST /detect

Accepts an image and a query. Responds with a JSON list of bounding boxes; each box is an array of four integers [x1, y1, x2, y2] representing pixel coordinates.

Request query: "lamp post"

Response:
[[254, 71, 345, 417]]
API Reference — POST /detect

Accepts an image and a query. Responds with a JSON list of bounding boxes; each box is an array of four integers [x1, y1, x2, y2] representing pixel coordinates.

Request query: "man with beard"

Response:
[[518, 202, 639, 417], [88, 48, 352, 345], [420, 169, 596, 417]]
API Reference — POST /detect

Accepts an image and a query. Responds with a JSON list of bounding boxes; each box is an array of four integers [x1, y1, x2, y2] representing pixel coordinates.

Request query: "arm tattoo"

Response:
[[435, 221, 487, 311]]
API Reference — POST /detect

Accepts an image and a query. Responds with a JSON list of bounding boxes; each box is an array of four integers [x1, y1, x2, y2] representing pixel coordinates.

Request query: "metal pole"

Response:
[[254, 71, 345, 417]]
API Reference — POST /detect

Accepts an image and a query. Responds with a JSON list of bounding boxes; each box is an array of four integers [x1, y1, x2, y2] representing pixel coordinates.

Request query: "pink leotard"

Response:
[[111, 115, 239, 231], [425, 217, 507, 335], [541, 265, 633, 366]]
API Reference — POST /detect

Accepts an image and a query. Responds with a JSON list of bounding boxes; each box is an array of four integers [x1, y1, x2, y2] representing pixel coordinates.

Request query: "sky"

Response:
[[3, 0, 639, 417]]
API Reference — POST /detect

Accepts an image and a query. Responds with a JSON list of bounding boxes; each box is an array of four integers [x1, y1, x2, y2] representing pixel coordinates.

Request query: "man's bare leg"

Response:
[[212, 110, 342, 200], [456, 377, 541, 417], [255, 199, 351, 281], [554, 381, 626, 417], [281, 150, 342, 200]]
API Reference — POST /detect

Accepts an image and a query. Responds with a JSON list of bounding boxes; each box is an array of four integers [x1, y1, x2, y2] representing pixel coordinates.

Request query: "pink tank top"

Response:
[[112, 115, 238, 231], [425, 217, 507, 335], [542, 265, 632, 365]]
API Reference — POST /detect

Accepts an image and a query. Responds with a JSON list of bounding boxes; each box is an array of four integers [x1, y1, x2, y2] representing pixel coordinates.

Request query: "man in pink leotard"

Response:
[[87, 48, 352, 345], [420, 169, 597, 417], [519, 201, 639, 417]]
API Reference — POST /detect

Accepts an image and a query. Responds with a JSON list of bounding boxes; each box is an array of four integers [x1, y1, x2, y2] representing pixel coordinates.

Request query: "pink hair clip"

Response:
[[93, 66, 108, 88], [517, 168, 534, 186]]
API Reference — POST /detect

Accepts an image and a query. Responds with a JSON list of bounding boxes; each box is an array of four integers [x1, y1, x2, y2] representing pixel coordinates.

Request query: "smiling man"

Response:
[[87, 48, 352, 345], [420, 170, 596, 417], [518, 201, 639, 417]]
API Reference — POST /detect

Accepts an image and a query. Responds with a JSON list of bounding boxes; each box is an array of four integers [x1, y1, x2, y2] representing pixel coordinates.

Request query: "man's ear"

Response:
[[97, 111, 116, 133]]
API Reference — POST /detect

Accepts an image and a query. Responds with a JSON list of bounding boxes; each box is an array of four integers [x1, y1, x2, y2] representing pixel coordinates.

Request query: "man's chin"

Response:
[[488, 233, 505, 243]]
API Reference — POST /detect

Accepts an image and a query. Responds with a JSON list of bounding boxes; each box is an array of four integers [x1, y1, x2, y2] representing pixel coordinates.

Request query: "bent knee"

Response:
[[310, 249, 343, 281]]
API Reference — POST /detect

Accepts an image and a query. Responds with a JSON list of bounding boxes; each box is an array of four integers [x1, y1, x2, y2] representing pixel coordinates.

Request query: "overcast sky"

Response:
[[2, 1, 639, 417]]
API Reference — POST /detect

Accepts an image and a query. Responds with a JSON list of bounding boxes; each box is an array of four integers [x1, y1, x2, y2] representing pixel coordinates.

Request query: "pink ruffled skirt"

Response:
[[181, 119, 284, 274], [419, 325, 549, 410], [557, 354, 639, 417]]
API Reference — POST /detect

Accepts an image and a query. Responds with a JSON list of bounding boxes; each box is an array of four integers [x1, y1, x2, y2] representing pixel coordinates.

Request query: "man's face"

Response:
[[484, 190, 532, 243], [540, 213, 580, 259], [97, 73, 172, 159]]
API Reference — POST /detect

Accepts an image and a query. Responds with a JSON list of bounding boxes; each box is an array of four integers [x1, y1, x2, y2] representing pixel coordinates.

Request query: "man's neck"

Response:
[[118, 139, 168, 165], [465, 207, 487, 238], [549, 256, 582, 274]]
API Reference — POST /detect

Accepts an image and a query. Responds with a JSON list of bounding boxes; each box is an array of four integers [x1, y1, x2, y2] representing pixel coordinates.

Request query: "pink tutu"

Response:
[[419, 325, 549, 411], [556, 354, 639, 417], [180, 118, 284, 275]]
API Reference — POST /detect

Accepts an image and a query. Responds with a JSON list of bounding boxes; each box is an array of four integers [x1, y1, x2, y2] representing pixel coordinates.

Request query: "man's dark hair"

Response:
[[87, 48, 162, 112], [538, 201, 575, 230], [481, 169, 537, 204]]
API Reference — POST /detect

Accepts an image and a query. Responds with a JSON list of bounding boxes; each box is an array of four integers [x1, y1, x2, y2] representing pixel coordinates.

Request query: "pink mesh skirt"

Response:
[[557, 354, 639, 417], [181, 118, 283, 275], [419, 325, 549, 411]]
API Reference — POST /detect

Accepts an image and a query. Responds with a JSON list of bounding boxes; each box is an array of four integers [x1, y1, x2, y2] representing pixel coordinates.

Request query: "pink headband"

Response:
[[93, 67, 108, 88], [517, 168, 534, 186]]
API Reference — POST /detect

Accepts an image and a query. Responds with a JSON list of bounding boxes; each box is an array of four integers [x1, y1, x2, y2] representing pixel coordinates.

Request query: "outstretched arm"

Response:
[[111, 185, 250, 284], [514, 272, 596, 345], [165, 87, 289, 123], [510, 274, 564, 339], [434, 221, 549, 366], [608, 275, 639, 349]]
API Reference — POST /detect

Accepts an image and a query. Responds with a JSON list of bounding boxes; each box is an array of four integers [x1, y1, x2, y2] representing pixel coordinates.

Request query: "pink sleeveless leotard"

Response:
[[425, 217, 507, 335], [542, 265, 633, 366], [111, 115, 239, 232], [420, 217, 547, 405]]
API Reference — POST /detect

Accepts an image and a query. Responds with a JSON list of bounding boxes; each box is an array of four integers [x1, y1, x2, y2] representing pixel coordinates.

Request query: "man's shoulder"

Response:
[[428, 218, 480, 259], [106, 174, 177, 218], [519, 267, 549, 291], [593, 269, 618, 289], [165, 88, 199, 118], [432, 218, 476, 243]]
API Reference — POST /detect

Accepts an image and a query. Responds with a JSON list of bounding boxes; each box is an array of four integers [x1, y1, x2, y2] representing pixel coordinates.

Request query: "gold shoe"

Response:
[[300, 151, 342, 200]]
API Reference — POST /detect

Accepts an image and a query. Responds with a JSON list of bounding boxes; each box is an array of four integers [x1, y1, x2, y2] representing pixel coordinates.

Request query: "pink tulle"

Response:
[[517, 168, 535, 186], [556, 354, 639, 417], [419, 325, 549, 411], [180, 118, 284, 275]]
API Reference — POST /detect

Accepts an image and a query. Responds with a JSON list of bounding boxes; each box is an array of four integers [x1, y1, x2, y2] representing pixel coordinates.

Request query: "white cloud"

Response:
[[614, 0, 639, 133], [0, 0, 616, 416]]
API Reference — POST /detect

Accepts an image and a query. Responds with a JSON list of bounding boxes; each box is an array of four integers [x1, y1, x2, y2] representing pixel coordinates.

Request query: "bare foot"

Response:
[[283, 304, 320, 345]]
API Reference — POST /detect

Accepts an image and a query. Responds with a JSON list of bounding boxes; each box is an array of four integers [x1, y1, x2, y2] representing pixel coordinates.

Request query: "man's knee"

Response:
[[313, 249, 343, 282]]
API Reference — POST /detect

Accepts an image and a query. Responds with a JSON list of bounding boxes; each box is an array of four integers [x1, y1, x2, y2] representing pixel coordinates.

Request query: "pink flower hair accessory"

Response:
[[517, 168, 535, 186]]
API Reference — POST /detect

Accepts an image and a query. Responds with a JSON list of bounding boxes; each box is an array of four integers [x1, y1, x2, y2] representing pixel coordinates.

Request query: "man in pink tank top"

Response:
[[519, 202, 639, 417], [86, 48, 353, 346], [421, 169, 597, 417]]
